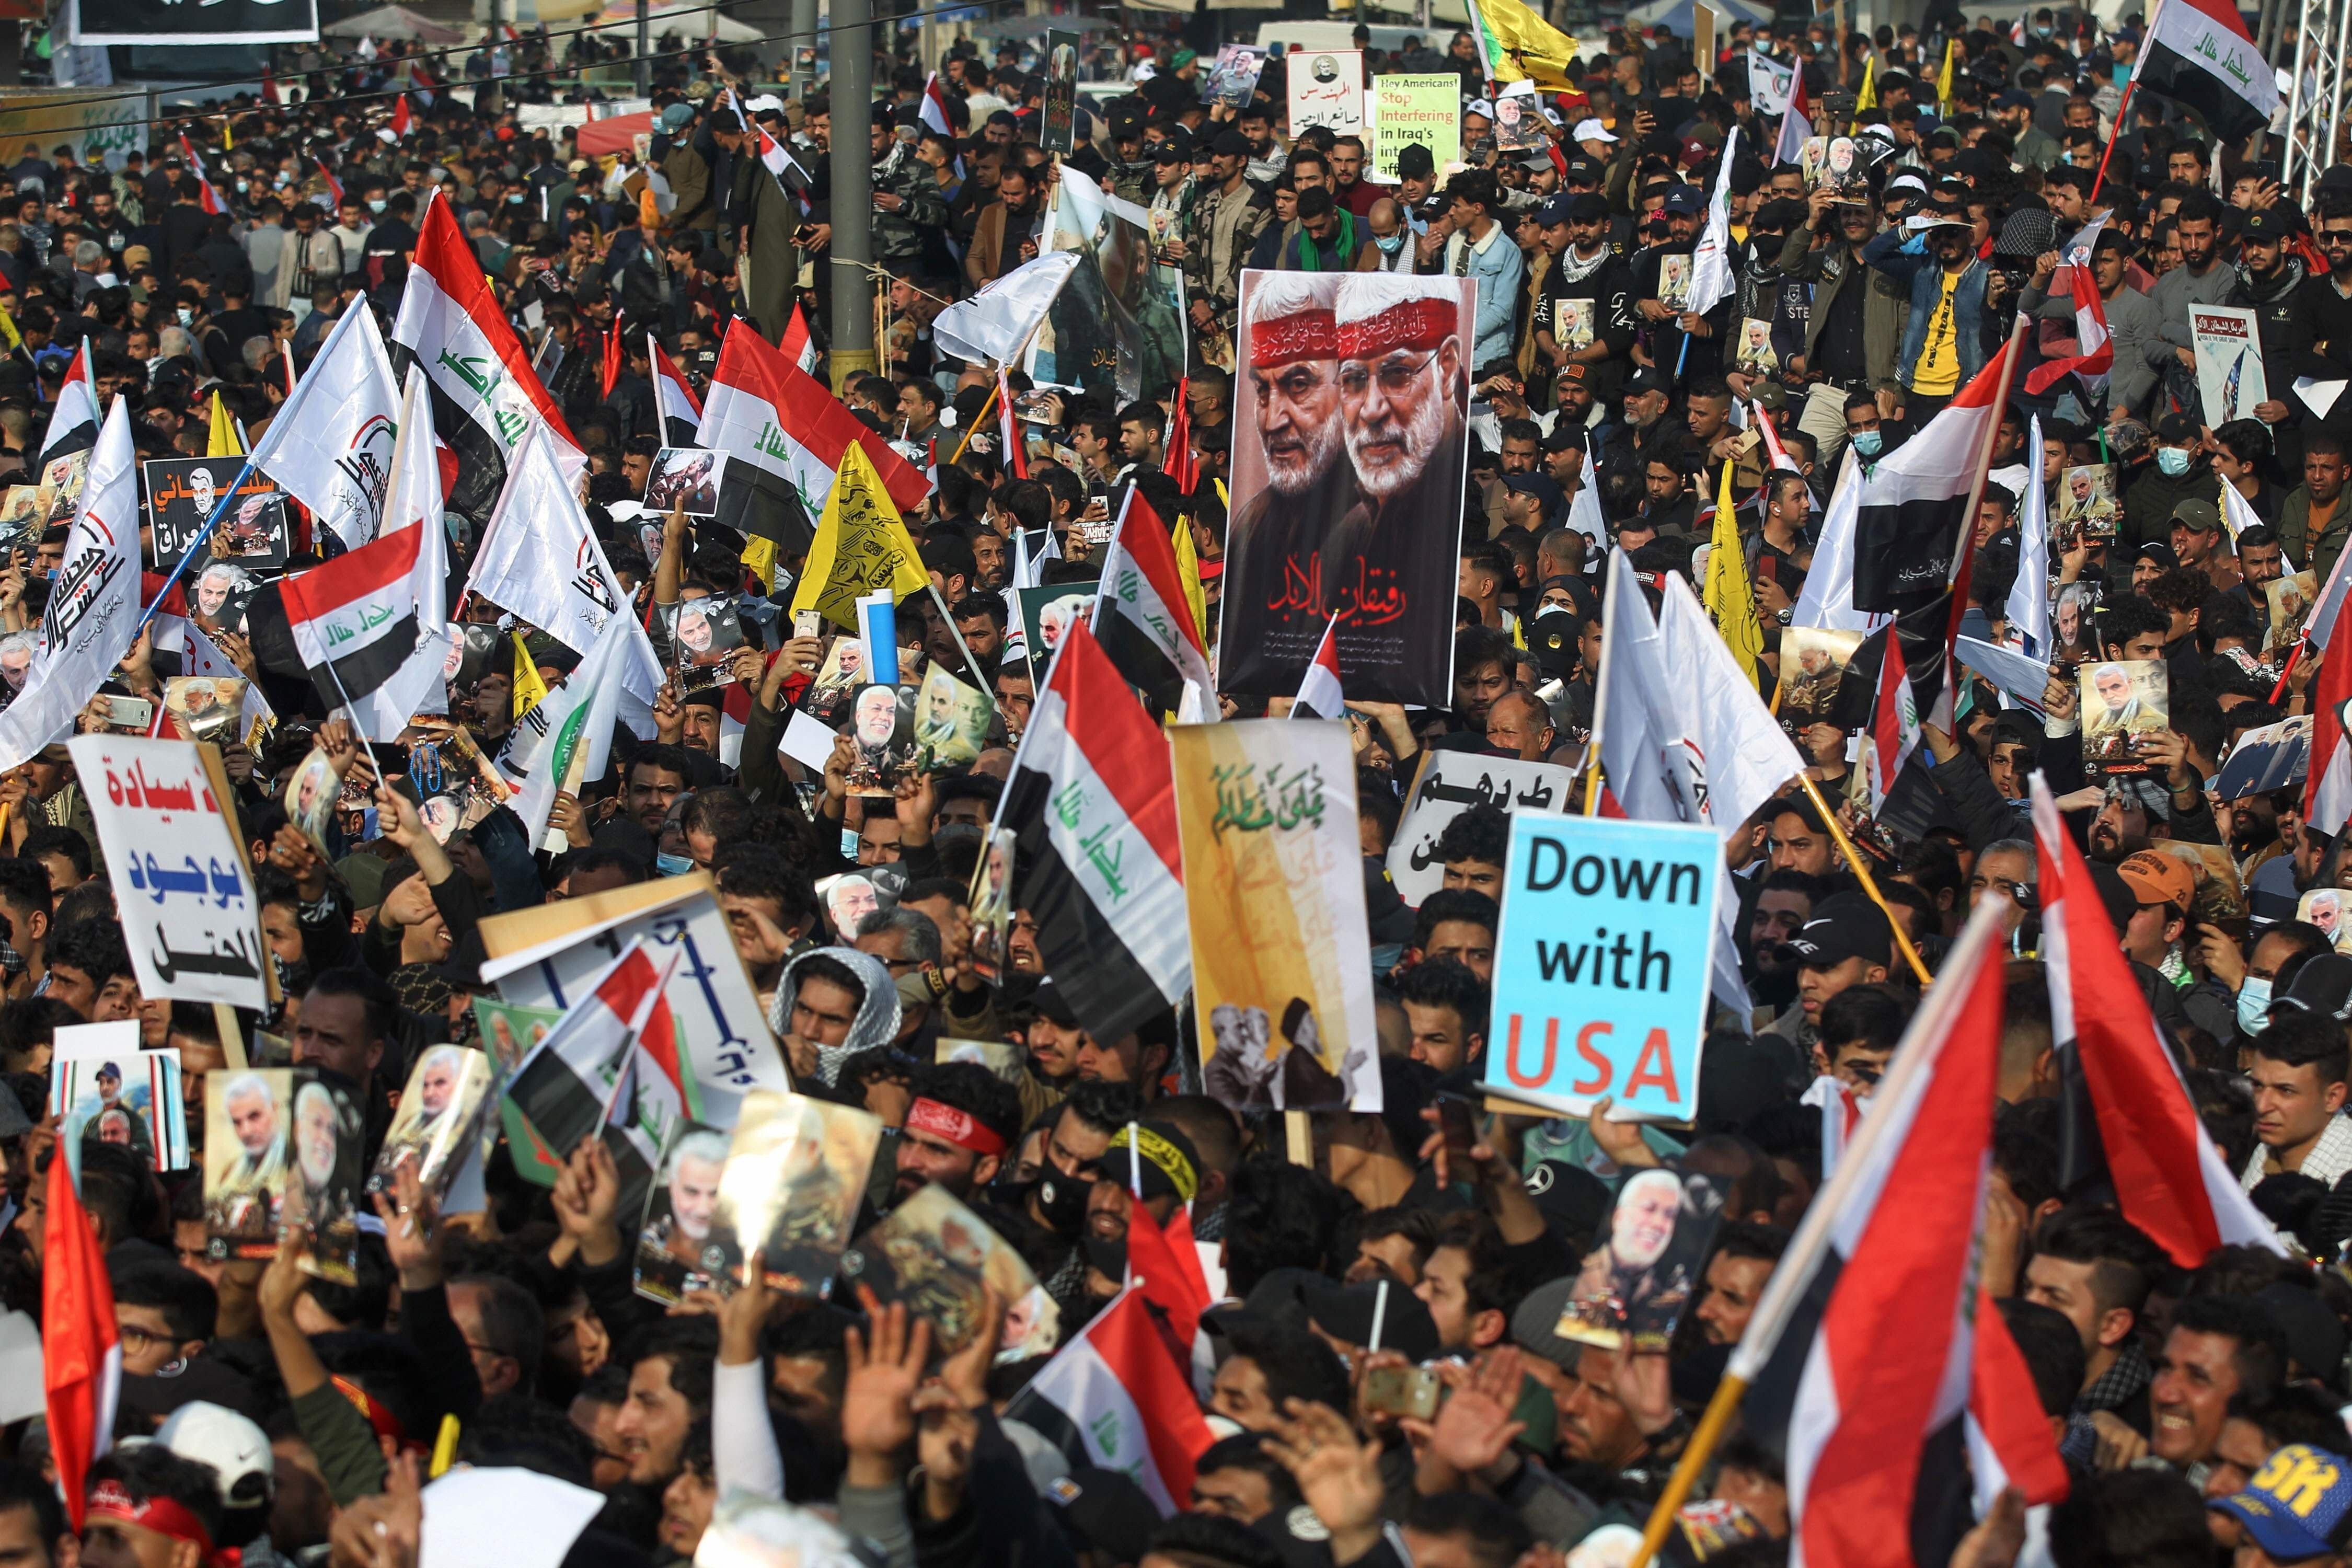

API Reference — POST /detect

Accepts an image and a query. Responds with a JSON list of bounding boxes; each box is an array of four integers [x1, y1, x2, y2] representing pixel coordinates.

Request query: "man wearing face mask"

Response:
[[2225, 925, 2335, 1045], [1780, 185, 1903, 471], [2124, 414, 2218, 554]]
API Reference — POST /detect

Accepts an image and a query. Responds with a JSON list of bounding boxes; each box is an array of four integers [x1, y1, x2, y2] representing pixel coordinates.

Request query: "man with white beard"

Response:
[[1220, 273, 1359, 673], [1322, 274, 1470, 695]]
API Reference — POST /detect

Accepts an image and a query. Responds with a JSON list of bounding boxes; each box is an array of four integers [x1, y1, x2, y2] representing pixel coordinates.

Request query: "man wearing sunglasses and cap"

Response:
[[1862, 185, 1991, 424]]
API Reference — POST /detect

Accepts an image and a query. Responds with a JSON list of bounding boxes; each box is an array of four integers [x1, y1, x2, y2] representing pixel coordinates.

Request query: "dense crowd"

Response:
[[2, 6, 2352, 1568]]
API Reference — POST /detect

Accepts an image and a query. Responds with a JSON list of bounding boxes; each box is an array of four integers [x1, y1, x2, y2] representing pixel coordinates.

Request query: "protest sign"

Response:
[[2191, 305, 2268, 426], [1027, 170, 1187, 407], [1287, 50, 1366, 135], [145, 459, 291, 571], [73, 734, 270, 1011], [1385, 752, 1576, 906], [1371, 75, 1462, 179], [1171, 720, 1381, 1114], [1480, 813, 1720, 1122], [1219, 272, 1474, 708], [1042, 30, 1081, 153], [479, 871, 788, 1119]]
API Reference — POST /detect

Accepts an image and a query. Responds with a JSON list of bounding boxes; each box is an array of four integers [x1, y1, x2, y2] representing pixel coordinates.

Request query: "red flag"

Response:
[[1867, 619, 1918, 812], [1124, 1198, 1210, 1360], [1163, 378, 1198, 492], [43, 1154, 121, 1531], [601, 317, 625, 400], [390, 93, 412, 138], [2031, 776, 2284, 1263], [2310, 632, 2352, 833]]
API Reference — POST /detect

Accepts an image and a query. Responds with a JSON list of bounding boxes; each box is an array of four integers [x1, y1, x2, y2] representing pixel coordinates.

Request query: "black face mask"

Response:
[[1031, 1169, 1091, 1237]]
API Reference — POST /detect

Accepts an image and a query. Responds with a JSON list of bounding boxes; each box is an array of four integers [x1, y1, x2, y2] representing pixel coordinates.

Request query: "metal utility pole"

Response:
[[829, 0, 876, 390], [636, 0, 651, 96], [789, 0, 819, 97]]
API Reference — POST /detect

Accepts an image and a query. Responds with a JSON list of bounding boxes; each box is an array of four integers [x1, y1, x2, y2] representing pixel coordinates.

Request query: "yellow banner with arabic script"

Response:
[[1170, 719, 1382, 1114], [789, 442, 931, 633]]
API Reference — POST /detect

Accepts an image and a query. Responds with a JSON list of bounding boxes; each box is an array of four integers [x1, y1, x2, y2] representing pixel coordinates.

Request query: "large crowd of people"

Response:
[[0, 5, 2350, 1568]]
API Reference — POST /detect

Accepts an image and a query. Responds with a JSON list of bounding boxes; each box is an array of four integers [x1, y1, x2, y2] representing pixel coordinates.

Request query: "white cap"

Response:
[[742, 94, 785, 116], [1572, 118, 1618, 143], [1466, 98, 1496, 118], [156, 1402, 274, 1509], [1540, 106, 1564, 126]]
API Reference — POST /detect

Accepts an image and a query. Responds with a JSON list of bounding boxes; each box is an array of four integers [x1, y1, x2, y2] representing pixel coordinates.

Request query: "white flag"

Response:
[[468, 423, 662, 723], [510, 604, 644, 851], [1685, 126, 1741, 321], [2008, 414, 2050, 656], [1789, 450, 1889, 635], [0, 400, 140, 773], [247, 303, 402, 552], [934, 252, 1081, 367]]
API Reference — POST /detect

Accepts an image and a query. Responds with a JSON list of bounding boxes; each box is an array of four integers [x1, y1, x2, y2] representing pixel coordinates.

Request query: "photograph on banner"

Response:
[[1811, 136, 1871, 201], [1385, 752, 1575, 906], [1018, 581, 1099, 686], [204, 1067, 364, 1282], [144, 458, 291, 571], [2265, 571, 2316, 653], [664, 597, 746, 688], [841, 1184, 1057, 1361], [189, 561, 260, 636], [644, 448, 725, 519], [370, 1044, 495, 1205], [1042, 30, 1081, 153], [73, 734, 270, 1011], [163, 677, 250, 745], [1371, 75, 1463, 177], [1173, 721, 1381, 1114], [1479, 814, 1720, 1122], [1552, 1169, 1725, 1351], [1658, 255, 1693, 311], [636, 1124, 745, 1305], [1732, 318, 1779, 377], [51, 1023, 188, 1172], [964, 827, 1017, 982], [2215, 715, 2310, 801], [1202, 44, 1266, 107], [1219, 271, 1476, 708], [2079, 659, 2169, 775], [801, 637, 868, 723], [913, 663, 993, 771], [2146, 840, 2247, 926], [938, 1036, 1026, 1086], [1776, 628, 1862, 740], [843, 682, 919, 797], [1492, 84, 1549, 152], [1025, 172, 1187, 408], [282, 747, 340, 857], [445, 624, 502, 693], [2192, 306, 2268, 426], [2051, 580, 2103, 660], [716, 1091, 882, 1296], [818, 872, 891, 940], [1287, 50, 1366, 135]]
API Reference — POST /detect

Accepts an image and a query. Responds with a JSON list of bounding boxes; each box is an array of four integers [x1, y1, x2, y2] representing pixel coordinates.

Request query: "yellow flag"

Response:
[[0, 298, 20, 355], [1851, 55, 1877, 132], [221, 116, 233, 152], [790, 442, 931, 631], [742, 536, 777, 595], [206, 391, 244, 457], [1936, 41, 1958, 115], [512, 631, 550, 721], [1702, 459, 1763, 684], [1171, 514, 1208, 648], [1466, 0, 1582, 90]]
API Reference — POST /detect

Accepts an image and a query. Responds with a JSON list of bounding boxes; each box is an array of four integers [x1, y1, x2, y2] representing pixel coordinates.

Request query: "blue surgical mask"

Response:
[[177, 307, 194, 326], [367, 198, 386, 214], [1851, 429, 1884, 457], [2238, 975, 2273, 1035], [2157, 446, 2192, 476], [655, 851, 695, 877], [1376, 233, 1404, 255]]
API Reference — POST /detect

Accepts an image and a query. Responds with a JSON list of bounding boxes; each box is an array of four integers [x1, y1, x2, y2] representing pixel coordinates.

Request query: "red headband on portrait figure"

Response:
[[1337, 297, 1456, 362], [1249, 308, 1338, 368]]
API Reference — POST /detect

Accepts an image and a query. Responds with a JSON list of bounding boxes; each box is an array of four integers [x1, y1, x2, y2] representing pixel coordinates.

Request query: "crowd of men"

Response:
[[4, 5, 2352, 1568]]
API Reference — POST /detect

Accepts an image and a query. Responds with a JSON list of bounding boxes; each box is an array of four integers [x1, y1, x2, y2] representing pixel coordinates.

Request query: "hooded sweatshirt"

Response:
[[768, 946, 903, 1088]]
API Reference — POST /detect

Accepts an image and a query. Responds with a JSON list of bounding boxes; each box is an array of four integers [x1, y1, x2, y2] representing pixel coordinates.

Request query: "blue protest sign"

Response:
[[1481, 813, 1720, 1122]]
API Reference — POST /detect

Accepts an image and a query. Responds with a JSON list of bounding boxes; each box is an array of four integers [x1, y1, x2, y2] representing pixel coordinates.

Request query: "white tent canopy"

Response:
[[322, 4, 468, 42]]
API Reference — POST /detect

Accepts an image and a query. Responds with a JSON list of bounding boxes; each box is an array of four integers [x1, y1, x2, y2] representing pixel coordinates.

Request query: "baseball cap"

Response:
[[1777, 895, 1895, 971], [1504, 472, 1567, 514], [1995, 88, 2034, 109], [2155, 411, 2201, 445], [1467, 98, 1496, 118], [1563, 154, 1605, 183], [2255, 1283, 2347, 1388], [1569, 192, 1611, 222], [2116, 849, 2194, 915], [2171, 498, 2221, 534], [1627, 366, 1671, 397], [2208, 1445, 2352, 1562], [156, 1402, 274, 1510], [1031, 978, 1082, 1029], [659, 102, 695, 132], [2273, 953, 2352, 1023], [2242, 207, 2298, 241], [2132, 540, 2180, 569], [1210, 130, 1249, 157], [1152, 139, 1189, 164], [1571, 117, 1618, 143], [1662, 186, 1706, 216], [1678, 137, 1711, 169], [1300, 1277, 1442, 1359], [1535, 194, 1575, 225], [1751, 380, 1789, 412]]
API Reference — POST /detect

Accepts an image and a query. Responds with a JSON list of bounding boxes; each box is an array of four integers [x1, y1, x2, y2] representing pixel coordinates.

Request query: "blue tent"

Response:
[[1624, 0, 1776, 46]]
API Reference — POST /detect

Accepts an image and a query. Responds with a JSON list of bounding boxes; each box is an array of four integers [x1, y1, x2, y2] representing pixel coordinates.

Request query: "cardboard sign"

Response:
[[1371, 74, 1461, 179], [2191, 305, 2268, 426], [1385, 751, 1576, 906], [1287, 49, 1366, 136], [143, 458, 290, 571], [73, 735, 270, 1011], [1480, 814, 1720, 1122], [1042, 29, 1081, 153]]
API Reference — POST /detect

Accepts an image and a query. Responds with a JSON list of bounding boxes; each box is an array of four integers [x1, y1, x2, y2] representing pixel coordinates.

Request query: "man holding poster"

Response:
[[1481, 814, 1721, 1122]]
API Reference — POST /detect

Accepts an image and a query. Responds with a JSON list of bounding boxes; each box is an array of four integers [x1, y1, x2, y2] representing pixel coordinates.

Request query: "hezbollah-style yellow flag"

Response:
[[512, 631, 550, 722], [742, 535, 777, 595], [0, 298, 20, 355], [1936, 40, 1959, 116], [206, 391, 244, 457], [790, 442, 931, 631], [1171, 514, 1208, 648], [1850, 55, 1877, 132], [1702, 459, 1763, 684], [1465, 0, 1581, 91]]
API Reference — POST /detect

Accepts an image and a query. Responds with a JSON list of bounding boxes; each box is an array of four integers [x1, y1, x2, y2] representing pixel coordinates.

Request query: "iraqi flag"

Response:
[[2131, 0, 2277, 145], [2022, 219, 2113, 397], [1004, 1287, 1214, 1514], [697, 318, 930, 555], [996, 370, 1028, 479], [780, 302, 818, 375], [39, 341, 98, 463], [1773, 72, 1812, 169], [754, 121, 815, 218], [178, 135, 226, 215], [280, 505, 441, 736], [1292, 617, 1344, 719], [650, 334, 703, 446], [315, 157, 343, 209], [998, 619, 1190, 1050], [1866, 621, 1920, 814], [503, 939, 680, 1225], [1090, 491, 1215, 717], [43, 1149, 120, 1532], [1734, 904, 2068, 1568], [2305, 630, 2352, 834], [1163, 379, 1197, 493], [1852, 343, 2014, 614], [2031, 773, 2282, 1264], [391, 192, 585, 526]]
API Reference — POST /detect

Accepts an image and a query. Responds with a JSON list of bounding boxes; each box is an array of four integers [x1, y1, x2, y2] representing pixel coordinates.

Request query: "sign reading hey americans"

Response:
[[1482, 814, 1720, 1123]]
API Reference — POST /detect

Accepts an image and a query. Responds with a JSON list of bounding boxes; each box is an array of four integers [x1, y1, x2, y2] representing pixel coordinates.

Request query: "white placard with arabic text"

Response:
[[72, 735, 268, 1010], [1385, 751, 1577, 907]]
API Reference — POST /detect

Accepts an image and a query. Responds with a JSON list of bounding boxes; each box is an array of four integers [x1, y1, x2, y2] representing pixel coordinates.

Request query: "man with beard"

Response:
[[638, 1127, 735, 1301], [1630, 186, 1725, 381], [887, 1062, 1021, 1209], [1222, 274, 1358, 677], [1321, 273, 1471, 700], [1532, 193, 1634, 410], [2230, 207, 2318, 442], [2304, 191, 2352, 375]]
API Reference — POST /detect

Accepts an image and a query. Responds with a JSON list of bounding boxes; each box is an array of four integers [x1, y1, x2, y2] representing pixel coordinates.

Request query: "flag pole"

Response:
[[1796, 770, 1933, 986], [133, 451, 264, 640], [2086, 79, 2136, 206]]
